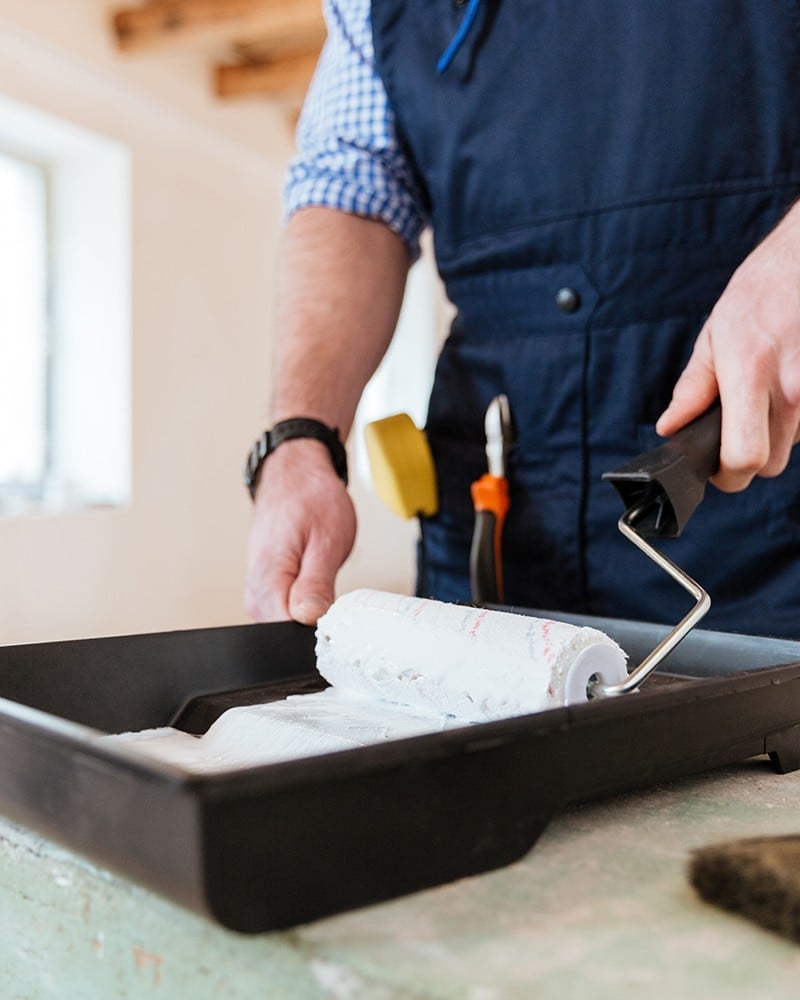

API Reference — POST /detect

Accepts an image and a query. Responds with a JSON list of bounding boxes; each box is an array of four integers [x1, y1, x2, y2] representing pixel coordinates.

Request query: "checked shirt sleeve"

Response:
[[283, 0, 429, 258]]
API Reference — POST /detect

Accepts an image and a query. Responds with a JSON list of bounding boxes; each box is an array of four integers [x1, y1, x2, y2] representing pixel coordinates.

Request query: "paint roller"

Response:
[[313, 393, 718, 720], [105, 405, 722, 773], [102, 590, 629, 774]]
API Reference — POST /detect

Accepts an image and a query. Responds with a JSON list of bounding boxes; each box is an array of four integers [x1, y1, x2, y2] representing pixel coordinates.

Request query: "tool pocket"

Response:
[[416, 434, 480, 603]]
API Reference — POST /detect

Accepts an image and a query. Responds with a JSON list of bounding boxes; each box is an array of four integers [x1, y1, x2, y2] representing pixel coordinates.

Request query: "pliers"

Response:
[[470, 394, 513, 605]]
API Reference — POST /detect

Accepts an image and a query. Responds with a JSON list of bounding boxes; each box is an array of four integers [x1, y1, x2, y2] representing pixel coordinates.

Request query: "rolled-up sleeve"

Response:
[[284, 0, 429, 258]]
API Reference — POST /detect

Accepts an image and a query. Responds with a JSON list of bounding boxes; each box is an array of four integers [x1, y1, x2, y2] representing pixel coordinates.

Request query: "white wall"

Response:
[[0, 1, 419, 644]]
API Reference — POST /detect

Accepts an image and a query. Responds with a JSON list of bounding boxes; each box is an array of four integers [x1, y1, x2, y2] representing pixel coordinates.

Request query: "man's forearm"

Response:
[[244, 207, 410, 625], [270, 207, 411, 434]]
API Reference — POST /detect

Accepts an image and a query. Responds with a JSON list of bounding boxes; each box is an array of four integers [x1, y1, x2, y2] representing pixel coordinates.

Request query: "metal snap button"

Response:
[[555, 287, 581, 313]]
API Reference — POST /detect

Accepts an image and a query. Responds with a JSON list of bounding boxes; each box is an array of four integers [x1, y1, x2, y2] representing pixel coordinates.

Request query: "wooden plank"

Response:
[[231, 23, 326, 63], [112, 0, 324, 53], [214, 47, 321, 98]]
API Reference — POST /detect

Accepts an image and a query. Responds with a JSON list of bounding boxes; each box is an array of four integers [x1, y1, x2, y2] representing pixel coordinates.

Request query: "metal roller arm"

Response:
[[588, 501, 710, 698]]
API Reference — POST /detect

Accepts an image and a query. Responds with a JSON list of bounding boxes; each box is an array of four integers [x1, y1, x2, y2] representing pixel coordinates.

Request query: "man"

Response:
[[245, 0, 800, 637]]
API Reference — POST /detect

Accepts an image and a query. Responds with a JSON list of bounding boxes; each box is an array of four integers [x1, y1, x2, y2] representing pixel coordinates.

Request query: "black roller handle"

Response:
[[602, 400, 722, 539]]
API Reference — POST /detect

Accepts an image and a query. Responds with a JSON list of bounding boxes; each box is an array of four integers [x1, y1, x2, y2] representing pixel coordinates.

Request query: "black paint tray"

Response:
[[1, 613, 800, 933]]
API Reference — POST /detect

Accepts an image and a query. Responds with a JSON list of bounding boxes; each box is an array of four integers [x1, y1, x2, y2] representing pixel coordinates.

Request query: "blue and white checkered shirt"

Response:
[[284, 0, 429, 259]]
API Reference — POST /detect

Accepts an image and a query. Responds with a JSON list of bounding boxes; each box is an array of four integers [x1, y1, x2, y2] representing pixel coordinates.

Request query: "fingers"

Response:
[[244, 541, 296, 622], [288, 536, 341, 625], [244, 445, 357, 625], [656, 328, 718, 438], [710, 334, 789, 491], [246, 544, 336, 626], [655, 326, 790, 493], [245, 515, 352, 625], [711, 391, 770, 492], [654, 322, 759, 491]]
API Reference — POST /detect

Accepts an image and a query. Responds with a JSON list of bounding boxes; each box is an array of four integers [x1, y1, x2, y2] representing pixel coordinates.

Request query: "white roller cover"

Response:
[[316, 589, 628, 721]]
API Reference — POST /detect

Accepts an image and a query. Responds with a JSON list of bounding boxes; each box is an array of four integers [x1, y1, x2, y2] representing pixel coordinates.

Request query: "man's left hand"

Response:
[[657, 201, 800, 492]]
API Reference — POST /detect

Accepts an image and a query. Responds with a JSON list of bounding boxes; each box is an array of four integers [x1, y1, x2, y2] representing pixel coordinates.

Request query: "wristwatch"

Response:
[[243, 417, 349, 500]]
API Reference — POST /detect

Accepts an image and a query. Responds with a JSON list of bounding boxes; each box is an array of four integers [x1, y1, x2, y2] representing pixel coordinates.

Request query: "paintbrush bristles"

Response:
[[689, 835, 800, 943]]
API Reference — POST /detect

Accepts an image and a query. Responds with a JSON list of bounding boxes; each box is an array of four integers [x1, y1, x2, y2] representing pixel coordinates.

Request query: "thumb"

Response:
[[656, 328, 718, 437], [287, 546, 339, 625], [288, 589, 332, 626]]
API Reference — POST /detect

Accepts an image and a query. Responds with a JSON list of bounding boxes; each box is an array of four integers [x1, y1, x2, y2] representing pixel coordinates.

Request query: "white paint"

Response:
[[102, 688, 464, 772], [100, 590, 627, 773]]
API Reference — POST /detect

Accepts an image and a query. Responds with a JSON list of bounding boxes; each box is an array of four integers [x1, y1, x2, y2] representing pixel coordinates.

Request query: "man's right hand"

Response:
[[244, 438, 356, 625]]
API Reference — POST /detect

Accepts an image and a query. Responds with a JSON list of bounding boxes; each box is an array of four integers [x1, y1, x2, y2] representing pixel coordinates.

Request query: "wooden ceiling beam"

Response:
[[215, 48, 320, 99], [112, 0, 324, 53], [231, 23, 326, 64]]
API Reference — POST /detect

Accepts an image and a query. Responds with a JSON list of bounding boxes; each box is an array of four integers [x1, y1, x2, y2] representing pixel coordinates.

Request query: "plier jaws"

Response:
[[484, 393, 512, 478]]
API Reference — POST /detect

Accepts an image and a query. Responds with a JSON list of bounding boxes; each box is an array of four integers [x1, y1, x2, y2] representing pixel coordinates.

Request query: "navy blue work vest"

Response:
[[372, 1, 800, 637]]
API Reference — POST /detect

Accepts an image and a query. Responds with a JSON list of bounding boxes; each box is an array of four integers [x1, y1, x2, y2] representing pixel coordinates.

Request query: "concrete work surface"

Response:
[[3, 758, 800, 999]]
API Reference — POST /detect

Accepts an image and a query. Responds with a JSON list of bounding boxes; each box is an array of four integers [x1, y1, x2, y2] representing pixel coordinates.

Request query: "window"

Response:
[[0, 152, 49, 503], [0, 95, 131, 514]]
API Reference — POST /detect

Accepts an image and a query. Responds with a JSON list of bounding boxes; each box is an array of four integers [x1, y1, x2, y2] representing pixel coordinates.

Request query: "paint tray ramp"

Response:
[[1, 613, 800, 933]]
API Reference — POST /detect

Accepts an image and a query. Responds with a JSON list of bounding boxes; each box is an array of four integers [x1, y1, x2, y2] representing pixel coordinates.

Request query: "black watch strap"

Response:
[[244, 417, 349, 499]]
